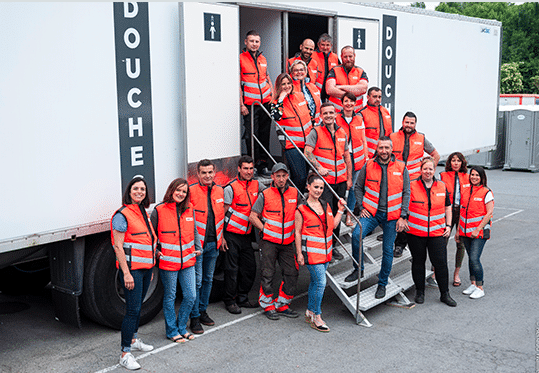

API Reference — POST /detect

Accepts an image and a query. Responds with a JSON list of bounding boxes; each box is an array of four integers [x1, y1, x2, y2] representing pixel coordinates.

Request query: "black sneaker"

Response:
[[190, 317, 204, 334], [264, 309, 280, 320], [237, 300, 259, 308], [344, 269, 359, 282], [199, 311, 215, 326], [374, 285, 386, 299], [225, 303, 241, 314], [415, 291, 425, 304], [393, 246, 404, 258], [376, 234, 384, 241], [440, 292, 457, 307], [332, 248, 344, 261], [277, 308, 299, 318]]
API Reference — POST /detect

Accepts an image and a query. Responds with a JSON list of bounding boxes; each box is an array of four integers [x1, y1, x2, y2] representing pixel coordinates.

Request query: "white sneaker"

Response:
[[120, 353, 141, 370], [131, 338, 154, 352], [462, 284, 477, 295], [470, 288, 485, 299]]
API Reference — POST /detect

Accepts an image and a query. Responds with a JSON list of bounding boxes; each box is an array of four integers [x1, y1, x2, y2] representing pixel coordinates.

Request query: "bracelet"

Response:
[[338, 210, 344, 214]]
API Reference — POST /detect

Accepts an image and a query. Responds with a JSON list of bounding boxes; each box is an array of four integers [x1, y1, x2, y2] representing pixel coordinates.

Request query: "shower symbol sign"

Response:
[[204, 13, 221, 42]]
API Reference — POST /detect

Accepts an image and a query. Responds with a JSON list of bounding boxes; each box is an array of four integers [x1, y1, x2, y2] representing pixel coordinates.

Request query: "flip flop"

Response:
[[453, 281, 461, 287], [170, 335, 187, 343], [181, 333, 195, 341]]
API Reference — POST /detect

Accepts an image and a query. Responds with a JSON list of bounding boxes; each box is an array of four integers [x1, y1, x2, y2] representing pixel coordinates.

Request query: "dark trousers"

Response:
[[243, 103, 271, 169], [321, 181, 347, 246], [394, 231, 408, 249], [407, 234, 450, 294], [259, 240, 298, 307], [120, 268, 152, 350], [222, 231, 256, 306]]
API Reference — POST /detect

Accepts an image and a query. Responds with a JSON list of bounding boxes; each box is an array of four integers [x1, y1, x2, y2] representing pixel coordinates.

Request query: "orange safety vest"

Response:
[[408, 179, 448, 237], [111, 204, 156, 270], [440, 171, 470, 207], [190, 182, 225, 248], [327, 65, 367, 111], [275, 91, 313, 150], [155, 202, 197, 271], [312, 51, 339, 91], [335, 113, 366, 171], [390, 130, 426, 180], [459, 185, 492, 239], [298, 202, 334, 265], [287, 55, 319, 85], [224, 178, 260, 234], [359, 104, 392, 158], [240, 50, 272, 106], [363, 158, 406, 221], [312, 124, 348, 184], [292, 79, 321, 123], [260, 185, 298, 245]]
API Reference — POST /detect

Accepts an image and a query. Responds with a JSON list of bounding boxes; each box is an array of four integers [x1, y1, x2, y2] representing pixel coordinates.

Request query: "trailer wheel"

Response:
[[80, 238, 163, 329]]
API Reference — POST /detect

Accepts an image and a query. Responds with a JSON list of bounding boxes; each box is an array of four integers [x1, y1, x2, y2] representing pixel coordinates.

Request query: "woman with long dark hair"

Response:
[[456, 166, 494, 299]]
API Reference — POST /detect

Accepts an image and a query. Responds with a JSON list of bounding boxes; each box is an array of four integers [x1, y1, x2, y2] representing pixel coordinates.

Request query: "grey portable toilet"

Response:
[[466, 108, 507, 169], [503, 106, 539, 172]]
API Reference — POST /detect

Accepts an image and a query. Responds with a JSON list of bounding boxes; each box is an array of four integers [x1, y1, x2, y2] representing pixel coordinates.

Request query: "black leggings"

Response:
[[407, 234, 449, 294]]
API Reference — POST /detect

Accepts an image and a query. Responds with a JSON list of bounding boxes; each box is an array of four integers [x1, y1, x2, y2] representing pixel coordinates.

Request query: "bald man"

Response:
[[287, 38, 320, 85]]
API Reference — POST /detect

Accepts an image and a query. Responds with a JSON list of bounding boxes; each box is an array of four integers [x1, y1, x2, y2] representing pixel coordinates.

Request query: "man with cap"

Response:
[[249, 163, 300, 320]]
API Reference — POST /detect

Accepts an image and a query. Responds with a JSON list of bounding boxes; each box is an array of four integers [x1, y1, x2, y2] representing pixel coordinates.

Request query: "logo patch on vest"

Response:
[[392, 172, 402, 175], [260, 63, 267, 67], [252, 192, 258, 196], [288, 199, 297, 203], [436, 193, 445, 197], [186, 217, 194, 221], [338, 138, 345, 141], [298, 101, 306, 106], [414, 141, 423, 145], [462, 184, 470, 188], [215, 198, 224, 203], [352, 76, 358, 80], [474, 197, 483, 201]]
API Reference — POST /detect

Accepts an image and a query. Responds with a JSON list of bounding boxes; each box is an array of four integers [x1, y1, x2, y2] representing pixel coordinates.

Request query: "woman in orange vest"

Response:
[[289, 59, 321, 124], [439, 152, 470, 287], [295, 173, 345, 332], [111, 176, 156, 370], [150, 178, 202, 344], [456, 166, 494, 300], [271, 72, 313, 192], [403, 157, 457, 307]]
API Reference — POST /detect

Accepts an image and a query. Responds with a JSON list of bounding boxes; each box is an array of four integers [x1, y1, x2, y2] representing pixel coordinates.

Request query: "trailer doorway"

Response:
[[287, 13, 329, 60]]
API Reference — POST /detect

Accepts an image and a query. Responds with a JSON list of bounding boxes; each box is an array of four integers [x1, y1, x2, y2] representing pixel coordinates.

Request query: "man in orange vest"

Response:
[[344, 137, 410, 300], [221, 156, 265, 314], [326, 46, 369, 112], [359, 87, 393, 159], [390, 112, 440, 259], [286, 38, 319, 85], [249, 163, 300, 320], [189, 159, 226, 334], [240, 30, 273, 176], [311, 33, 340, 102], [304, 102, 353, 261]]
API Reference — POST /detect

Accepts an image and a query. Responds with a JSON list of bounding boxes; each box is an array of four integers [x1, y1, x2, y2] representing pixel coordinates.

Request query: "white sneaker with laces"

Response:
[[469, 288, 485, 299], [131, 338, 154, 352], [119, 353, 141, 370], [462, 284, 477, 295]]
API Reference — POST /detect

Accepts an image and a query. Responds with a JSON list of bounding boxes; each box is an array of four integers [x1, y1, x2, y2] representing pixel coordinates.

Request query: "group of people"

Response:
[[111, 30, 494, 370]]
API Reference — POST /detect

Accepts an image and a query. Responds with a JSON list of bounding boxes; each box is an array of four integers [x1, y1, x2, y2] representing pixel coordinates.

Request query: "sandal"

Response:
[[305, 310, 313, 324], [181, 333, 195, 341], [452, 281, 461, 287], [169, 335, 187, 343], [310, 321, 330, 333], [345, 214, 354, 227]]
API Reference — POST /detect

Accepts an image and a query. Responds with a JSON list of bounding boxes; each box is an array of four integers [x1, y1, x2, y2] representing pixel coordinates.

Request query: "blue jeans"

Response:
[[461, 237, 487, 286], [351, 211, 398, 287], [160, 265, 196, 338], [306, 262, 329, 315], [285, 148, 308, 193], [120, 268, 152, 352], [346, 170, 359, 211], [191, 241, 219, 318]]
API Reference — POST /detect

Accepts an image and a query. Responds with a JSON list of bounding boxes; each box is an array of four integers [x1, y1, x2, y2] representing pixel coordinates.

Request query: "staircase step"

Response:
[[349, 281, 403, 311]]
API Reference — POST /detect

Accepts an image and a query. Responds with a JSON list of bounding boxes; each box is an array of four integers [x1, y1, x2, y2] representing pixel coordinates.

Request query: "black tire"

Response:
[[80, 238, 163, 330], [0, 258, 51, 295]]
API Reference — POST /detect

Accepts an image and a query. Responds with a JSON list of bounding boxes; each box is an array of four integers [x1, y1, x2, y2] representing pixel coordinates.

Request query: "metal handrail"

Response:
[[249, 101, 365, 314]]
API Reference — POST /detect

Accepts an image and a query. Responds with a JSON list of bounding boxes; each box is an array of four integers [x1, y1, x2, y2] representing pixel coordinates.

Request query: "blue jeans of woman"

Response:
[[461, 236, 487, 286], [346, 170, 359, 211], [191, 241, 219, 318], [160, 265, 196, 338], [306, 262, 329, 315], [120, 268, 152, 352], [285, 147, 308, 193]]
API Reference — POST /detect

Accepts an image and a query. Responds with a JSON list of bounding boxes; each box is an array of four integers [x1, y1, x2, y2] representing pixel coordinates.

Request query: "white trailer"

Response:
[[0, 2, 501, 328]]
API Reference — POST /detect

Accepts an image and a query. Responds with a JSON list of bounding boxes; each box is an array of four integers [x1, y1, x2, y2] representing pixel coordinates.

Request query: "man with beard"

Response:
[[287, 38, 320, 85], [344, 137, 409, 301], [326, 46, 368, 112]]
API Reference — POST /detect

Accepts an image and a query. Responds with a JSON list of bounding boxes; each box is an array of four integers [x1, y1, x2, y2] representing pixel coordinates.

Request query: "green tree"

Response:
[[500, 62, 524, 94], [410, 2, 426, 9]]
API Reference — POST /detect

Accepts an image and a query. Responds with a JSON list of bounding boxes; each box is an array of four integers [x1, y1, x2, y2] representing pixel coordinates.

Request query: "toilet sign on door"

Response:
[[353, 28, 366, 50], [204, 13, 221, 42]]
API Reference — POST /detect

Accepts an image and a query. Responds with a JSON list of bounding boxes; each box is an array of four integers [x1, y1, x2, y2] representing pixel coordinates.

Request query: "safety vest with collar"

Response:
[[390, 129, 426, 180], [240, 50, 272, 106], [292, 79, 321, 123], [190, 182, 225, 248], [298, 201, 334, 265], [363, 157, 406, 221], [312, 124, 348, 184], [335, 113, 366, 171], [260, 185, 298, 245], [327, 65, 367, 111], [275, 91, 313, 150], [407, 179, 447, 237], [312, 51, 339, 91], [359, 104, 392, 158], [287, 55, 319, 84], [111, 204, 156, 270], [155, 202, 196, 271], [440, 171, 470, 207], [224, 178, 260, 235], [459, 185, 492, 239]]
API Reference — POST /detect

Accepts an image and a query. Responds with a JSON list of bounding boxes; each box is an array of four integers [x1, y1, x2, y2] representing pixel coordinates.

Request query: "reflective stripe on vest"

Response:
[[312, 125, 348, 184], [407, 180, 447, 237], [240, 51, 272, 105], [362, 159, 405, 220], [190, 182, 225, 248], [459, 185, 491, 239], [360, 104, 392, 158], [328, 65, 366, 111], [261, 186, 298, 245], [224, 178, 259, 234]]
